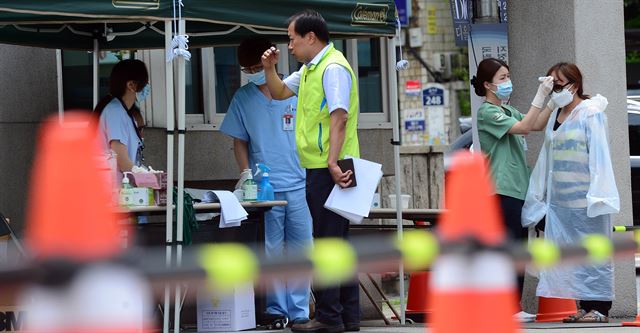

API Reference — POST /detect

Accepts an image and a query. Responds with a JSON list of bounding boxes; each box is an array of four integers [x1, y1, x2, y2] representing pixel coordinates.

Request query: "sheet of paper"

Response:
[[210, 190, 247, 228], [324, 157, 383, 223]]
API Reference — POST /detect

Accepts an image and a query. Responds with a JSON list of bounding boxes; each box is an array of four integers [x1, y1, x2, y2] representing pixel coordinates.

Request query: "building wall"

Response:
[[0, 45, 57, 235], [397, 0, 465, 144], [510, 0, 636, 317]]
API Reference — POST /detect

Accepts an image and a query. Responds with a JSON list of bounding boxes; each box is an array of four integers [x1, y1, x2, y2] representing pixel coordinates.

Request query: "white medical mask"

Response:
[[136, 84, 151, 103], [551, 87, 574, 108], [246, 70, 266, 86], [491, 80, 513, 100]]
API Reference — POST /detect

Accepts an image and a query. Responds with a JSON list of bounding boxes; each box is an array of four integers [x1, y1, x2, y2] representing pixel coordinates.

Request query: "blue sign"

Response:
[[449, 0, 471, 46], [423, 87, 445, 106], [395, 0, 410, 27], [404, 120, 425, 132], [498, 0, 508, 23]]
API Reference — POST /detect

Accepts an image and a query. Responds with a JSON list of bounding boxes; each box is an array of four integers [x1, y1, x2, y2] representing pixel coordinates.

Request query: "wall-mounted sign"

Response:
[[402, 108, 426, 146], [449, 0, 470, 46], [427, 5, 437, 35], [405, 80, 421, 96], [395, 0, 411, 27], [422, 84, 447, 107], [498, 0, 508, 23]]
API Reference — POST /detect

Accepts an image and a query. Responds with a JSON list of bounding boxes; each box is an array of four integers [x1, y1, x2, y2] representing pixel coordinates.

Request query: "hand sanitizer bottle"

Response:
[[119, 173, 134, 206], [242, 170, 258, 202]]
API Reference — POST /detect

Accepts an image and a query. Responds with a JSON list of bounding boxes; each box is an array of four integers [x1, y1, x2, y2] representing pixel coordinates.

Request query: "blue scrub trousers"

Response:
[[264, 187, 313, 321]]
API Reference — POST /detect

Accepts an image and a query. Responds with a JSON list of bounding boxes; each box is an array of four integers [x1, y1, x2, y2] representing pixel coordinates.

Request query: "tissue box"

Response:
[[196, 283, 255, 332], [121, 187, 155, 206], [127, 172, 167, 190], [154, 189, 167, 206]]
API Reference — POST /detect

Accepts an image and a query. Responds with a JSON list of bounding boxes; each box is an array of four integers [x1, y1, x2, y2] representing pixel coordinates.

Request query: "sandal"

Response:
[[562, 309, 587, 323], [574, 310, 609, 323]]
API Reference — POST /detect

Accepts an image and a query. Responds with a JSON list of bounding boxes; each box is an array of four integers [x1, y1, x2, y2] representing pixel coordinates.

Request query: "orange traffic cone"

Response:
[[24, 112, 127, 261], [429, 151, 518, 333], [19, 113, 153, 333], [535, 297, 577, 322], [622, 314, 640, 326], [405, 271, 432, 322]]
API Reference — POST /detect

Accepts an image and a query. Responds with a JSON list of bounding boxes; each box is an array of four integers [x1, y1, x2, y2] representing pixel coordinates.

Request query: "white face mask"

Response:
[[551, 87, 574, 108], [246, 70, 266, 86]]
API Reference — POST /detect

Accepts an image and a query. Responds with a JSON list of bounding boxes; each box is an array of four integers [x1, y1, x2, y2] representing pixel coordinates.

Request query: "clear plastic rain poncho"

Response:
[[522, 94, 620, 300]]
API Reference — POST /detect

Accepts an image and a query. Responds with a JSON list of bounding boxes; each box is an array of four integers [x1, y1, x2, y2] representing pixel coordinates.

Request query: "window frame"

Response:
[[142, 37, 392, 130]]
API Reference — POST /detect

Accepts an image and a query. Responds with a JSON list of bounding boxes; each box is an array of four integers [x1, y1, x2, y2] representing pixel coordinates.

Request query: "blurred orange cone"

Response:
[[429, 151, 518, 333], [535, 297, 577, 322], [19, 113, 152, 333], [24, 112, 127, 261], [622, 314, 640, 326], [405, 271, 432, 322]]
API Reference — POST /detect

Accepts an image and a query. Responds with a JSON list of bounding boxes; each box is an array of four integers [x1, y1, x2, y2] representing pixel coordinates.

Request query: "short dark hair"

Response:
[[109, 59, 148, 98], [237, 36, 273, 67], [287, 10, 329, 43], [94, 59, 148, 117], [471, 58, 509, 97]]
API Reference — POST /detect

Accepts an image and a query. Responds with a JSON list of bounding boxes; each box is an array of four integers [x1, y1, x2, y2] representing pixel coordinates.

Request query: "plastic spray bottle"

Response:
[[255, 163, 275, 201], [242, 168, 258, 201]]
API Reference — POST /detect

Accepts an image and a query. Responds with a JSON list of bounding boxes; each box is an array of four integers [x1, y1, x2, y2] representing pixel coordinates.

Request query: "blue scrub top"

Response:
[[220, 83, 305, 192], [98, 98, 142, 168]]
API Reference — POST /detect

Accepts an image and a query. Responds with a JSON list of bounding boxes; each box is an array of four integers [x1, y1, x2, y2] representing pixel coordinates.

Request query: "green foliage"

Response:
[[457, 89, 471, 117], [627, 50, 640, 64]]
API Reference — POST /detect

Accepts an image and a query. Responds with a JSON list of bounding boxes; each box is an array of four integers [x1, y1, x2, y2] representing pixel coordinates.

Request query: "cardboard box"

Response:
[[196, 283, 255, 332]]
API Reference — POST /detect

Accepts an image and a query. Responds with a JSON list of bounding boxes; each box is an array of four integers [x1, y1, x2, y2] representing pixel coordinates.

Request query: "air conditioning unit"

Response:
[[433, 52, 462, 80]]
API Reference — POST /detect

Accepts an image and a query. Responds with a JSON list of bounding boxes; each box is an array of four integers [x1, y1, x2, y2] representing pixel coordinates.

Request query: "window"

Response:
[[213, 47, 241, 114], [137, 37, 391, 129], [185, 50, 204, 115], [357, 38, 383, 114], [61, 50, 136, 111]]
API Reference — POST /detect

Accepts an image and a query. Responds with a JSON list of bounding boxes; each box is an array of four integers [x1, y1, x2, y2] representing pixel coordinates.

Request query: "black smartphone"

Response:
[[337, 158, 357, 188]]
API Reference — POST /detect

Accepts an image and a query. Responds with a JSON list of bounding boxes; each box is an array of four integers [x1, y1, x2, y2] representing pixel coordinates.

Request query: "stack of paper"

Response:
[[324, 157, 383, 223], [210, 190, 248, 228]]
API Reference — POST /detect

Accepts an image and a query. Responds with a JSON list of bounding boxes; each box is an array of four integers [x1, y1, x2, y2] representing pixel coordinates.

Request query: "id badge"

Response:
[[282, 114, 294, 131]]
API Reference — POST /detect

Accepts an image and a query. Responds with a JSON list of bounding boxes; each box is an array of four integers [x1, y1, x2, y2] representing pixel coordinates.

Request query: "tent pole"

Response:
[[56, 49, 64, 123], [92, 39, 99, 109], [387, 39, 406, 325], [173, 18, 186, 333], [163, 19, 175, 333]]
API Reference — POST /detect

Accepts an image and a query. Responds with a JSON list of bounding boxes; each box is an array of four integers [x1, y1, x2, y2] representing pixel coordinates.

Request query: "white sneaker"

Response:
[[514, 311, 536, 323]]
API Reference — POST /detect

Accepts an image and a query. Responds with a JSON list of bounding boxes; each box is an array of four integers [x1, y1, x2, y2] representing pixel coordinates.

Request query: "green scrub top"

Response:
[[477, 102, 530, 200]]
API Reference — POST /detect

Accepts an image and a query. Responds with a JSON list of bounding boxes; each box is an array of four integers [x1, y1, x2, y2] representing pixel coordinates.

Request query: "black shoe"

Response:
[[344, 323, 360, 331], [291, 318, 344, 333], [288, 318, 310, 328]]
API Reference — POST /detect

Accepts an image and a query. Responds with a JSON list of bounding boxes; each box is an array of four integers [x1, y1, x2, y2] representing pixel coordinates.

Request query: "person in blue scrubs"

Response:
[[95, 59, 150, 183], [220, 36, 312, 326]]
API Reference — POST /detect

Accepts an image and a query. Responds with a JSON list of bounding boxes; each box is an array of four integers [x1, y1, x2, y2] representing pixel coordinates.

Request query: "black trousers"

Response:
[[498, 195, 527, 309], [306, 168, 360, 326]]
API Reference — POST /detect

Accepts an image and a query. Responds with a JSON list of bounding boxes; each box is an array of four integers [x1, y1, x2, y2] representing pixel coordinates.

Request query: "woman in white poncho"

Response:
[[522, 63, 620, 323]]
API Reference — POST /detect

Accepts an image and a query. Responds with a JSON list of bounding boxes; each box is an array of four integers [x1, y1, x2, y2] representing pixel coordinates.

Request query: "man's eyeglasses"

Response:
[[552, 82, 572, 93], [241, 65, 264, 74]]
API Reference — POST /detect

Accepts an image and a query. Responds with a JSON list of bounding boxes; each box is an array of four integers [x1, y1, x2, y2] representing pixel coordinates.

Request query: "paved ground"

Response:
[[243, 319, 640, 333]]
